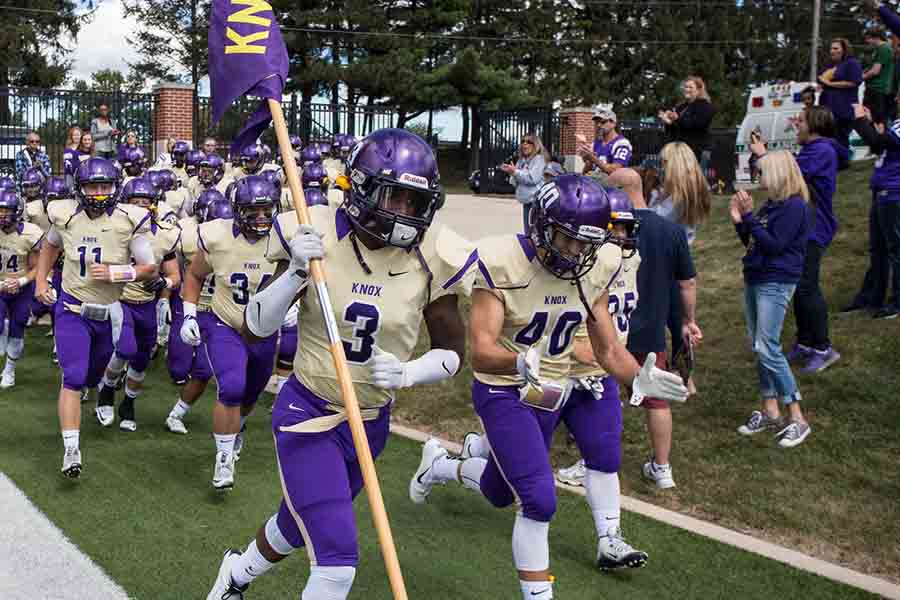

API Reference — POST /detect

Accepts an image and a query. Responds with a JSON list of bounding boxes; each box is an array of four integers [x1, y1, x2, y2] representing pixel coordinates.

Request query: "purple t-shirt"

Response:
[[819, 58, 862, 120], [592, 134, 633, 167], [63, 148, 79, 177]]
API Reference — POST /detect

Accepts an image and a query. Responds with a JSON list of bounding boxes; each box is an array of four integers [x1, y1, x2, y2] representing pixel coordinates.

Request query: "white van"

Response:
[[735, 81, 870, 185]]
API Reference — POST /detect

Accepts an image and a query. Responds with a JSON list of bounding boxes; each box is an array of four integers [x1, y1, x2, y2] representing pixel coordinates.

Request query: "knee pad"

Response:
[[265, 514, 298, 557], [126, 366, 146, 383], [520, 482, 557, 522], [302, 566, 356, 600], [583, 432, 622, 474], [6, 337, 24, 360], [512, 513, 550, 572]]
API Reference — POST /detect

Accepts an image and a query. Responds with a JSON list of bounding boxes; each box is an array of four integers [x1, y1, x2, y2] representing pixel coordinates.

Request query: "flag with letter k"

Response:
[[208, 0, 289, 157]]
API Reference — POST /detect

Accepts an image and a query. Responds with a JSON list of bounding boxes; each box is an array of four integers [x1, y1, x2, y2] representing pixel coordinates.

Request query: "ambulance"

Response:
[[735, 81, 871, 185]]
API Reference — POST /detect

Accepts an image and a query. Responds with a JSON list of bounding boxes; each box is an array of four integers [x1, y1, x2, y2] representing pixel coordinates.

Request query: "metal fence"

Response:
[[477, 109, 561, 194], [194, 95, 398, 155], [0, 87, 156, 176]]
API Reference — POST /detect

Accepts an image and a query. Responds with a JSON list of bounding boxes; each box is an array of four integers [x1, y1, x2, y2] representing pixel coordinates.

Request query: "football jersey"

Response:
[[171, 166, 190, 188], [0, 222, 43, 279], [25, 200, 51, 233], [472, 234, 622, 387], [120, 219, 181, 304], [164, 188, 191, 217], [186, 176, 232, 203], [592, 134, 633, 167], [178, 216, 215, 310], [569, 249, 641, 379], [267, 205, 475, 412], [198, 218, 275, 330], [47, 200, 152, 305]]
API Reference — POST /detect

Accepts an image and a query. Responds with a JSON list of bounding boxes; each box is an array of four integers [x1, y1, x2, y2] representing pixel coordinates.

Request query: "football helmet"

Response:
[[121, 176, 163, 213], [206, 197, 235, 221], [240, 143, 266, 175], [606, 188, 639, 258], [171, 141, 190, 167], [301, 162, 327, 189], [43, 176, 72, 208], [198, 154, 226, 187], [185, 150, 205, 178], [20, 168, 44, 200], [0, 190, 22, 230], [194, 189, 226, 224], [232, 175, 278, 237], [300, 145, 321, 167], [75, 158, 122, 216], [121, 147, 147, 178]]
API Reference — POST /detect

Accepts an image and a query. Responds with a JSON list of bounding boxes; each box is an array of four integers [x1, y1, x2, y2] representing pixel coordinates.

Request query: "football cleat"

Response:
[[95, 405, 115, 427], [233, 432, 244, 462], [61, 448, 82, 479], [641, 459, 675, 490], [205, 549, 248, 600], [556, 459, 586, 487], [213, 451, 235, 490], [165, 415, 188, 435], [119, 419, 137, 432], [596, 529, 649, 570], [0, 367, 15, 389], [460, 431, 486, 459], [409, 438, 447, 504]]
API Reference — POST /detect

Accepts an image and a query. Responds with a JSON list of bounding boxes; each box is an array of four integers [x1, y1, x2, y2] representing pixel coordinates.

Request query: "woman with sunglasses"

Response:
[[499, 135, 548, 231]]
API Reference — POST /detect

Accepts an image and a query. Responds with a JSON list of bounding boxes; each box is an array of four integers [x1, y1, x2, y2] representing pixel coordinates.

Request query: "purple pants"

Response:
[[0, 282, 36, 338], [204, 313, 276, 407], [54, 291, 115, 391], [277, 323, 298, 370], [560, 377, 622, 473], [473, 380, 560, 522], [272, 376, 391, 567], [116, 300, 158, 373], [31, 267, 62, 320], [166, 294, 213, 384]]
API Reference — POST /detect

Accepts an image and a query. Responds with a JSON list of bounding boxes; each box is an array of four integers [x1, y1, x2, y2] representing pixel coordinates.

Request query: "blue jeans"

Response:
[[743, 282, 802, 406]]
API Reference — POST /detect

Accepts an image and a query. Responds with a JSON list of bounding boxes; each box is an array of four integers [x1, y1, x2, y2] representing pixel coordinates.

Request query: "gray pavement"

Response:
[[435, 193, 521, 239]]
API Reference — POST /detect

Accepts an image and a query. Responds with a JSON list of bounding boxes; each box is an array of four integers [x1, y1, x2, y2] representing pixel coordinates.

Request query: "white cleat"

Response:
[[165, 415, 188, 435], [0, 368, 15, 389], [212, 451, 235, 490], [61, 448, 82, 479], [596, 528, 649, 570], [95, 405, 114, 427], [119, 419, 137, 432], [555, 458, 586, 487], [233, 433, 244, 462], [460, 431, 483, 459], [205, 549, 248, 600], [409, 438, 447, 505]]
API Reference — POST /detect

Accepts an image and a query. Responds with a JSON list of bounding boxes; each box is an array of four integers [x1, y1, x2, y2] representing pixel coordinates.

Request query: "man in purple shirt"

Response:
[[578, 107, 633, 179], [818, 38, 864, 149]]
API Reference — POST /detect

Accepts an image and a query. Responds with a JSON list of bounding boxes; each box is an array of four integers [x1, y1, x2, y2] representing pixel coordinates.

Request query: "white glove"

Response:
[[371, 346, 410, 390], [180, 301, 202, 347], [156, 298, 171, 343], [516, 346, 541, 386], [289, 224, 325, 272], [282, 302, 299, 328], [630, 352, 688, 406]]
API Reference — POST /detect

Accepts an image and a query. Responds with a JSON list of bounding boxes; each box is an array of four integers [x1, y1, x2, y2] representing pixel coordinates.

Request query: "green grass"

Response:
[[0, 344, 876, 599]]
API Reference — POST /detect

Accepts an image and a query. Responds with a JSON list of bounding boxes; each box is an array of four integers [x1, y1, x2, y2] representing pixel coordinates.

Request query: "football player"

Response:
[[179, 176, 278, 489], [153, 169, 191, 218], [232, 144, 266, 182], [35, 158, 158, 478], [187, 154, 231, 213], [204, 129, 472, 600], [299, 145, 321, 169], [121, 147, 148, 184], [170, 141, 191, 187], [185, 150, 205, 180], [412, 176, 686, 600], [0, 190, 44, 388], [94, 177, 181, 431]]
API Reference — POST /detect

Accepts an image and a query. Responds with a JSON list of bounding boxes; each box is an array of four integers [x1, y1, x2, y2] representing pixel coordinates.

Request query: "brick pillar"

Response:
[[153, 83, 194, 158], [559, 107, 596, 174]]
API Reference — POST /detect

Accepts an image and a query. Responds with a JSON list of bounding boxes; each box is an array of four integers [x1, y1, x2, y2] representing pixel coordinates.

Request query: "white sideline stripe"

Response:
[[390, 423, 900, 600], [0, 473, 130, 600]]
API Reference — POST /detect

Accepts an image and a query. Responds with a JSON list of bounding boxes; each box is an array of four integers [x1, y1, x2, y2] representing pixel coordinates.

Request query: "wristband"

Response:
[[183, 300, 198, 319], [108, 265, 137, 282], [17, 277, 28, 288]]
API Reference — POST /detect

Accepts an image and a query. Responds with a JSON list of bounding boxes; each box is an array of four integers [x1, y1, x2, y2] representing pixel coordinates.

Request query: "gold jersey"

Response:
[[569, 249, 640, 379], [472, 235, 622, 387], [47, 200, 152, 305], [0, 222, 43, 279], [267, 205, 475, 412], [171, 166, 190, 188], [120, 219, 181, 304], [199, 218, 274, 330], [25, 201, 51, 233], [178, 216, 214, 310], [164, 189, 191, 216], [186, 176, 232, 203]]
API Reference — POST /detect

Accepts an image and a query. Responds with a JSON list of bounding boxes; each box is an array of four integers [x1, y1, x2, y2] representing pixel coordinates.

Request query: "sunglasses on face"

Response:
[[521, 141, 534, 146]]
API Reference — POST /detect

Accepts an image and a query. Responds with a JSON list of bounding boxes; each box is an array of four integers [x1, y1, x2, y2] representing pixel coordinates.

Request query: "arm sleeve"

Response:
[[744, 201, 807, 256], [880, 4, 900, 37]]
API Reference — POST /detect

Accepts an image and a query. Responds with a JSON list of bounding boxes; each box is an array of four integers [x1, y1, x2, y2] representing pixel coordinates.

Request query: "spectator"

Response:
[[499, 134, 548, 231], [752, 106, 848, 372], [117, 130, 140, 162], [863, 27, 894, 126], [63, 126, 82, 188], [154, 137, 177, 169], [15, 132, 51, 182], [731, 151, 812, 448], [90, 103, 120, 159], [76, 132, 95, 163], [658, 76, 716, 165], [609, 168, 701, 490], [818, 38, 863, 149], [843, 102, 900, 319], [578, 106, 632, 181]]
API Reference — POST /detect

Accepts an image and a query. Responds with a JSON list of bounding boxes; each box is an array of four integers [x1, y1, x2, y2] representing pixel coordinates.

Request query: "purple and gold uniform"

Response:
[[0, 221, 43, 338]]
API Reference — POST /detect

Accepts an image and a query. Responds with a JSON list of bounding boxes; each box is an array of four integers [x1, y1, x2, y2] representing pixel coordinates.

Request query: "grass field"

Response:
[[0, 337, 878, 599]]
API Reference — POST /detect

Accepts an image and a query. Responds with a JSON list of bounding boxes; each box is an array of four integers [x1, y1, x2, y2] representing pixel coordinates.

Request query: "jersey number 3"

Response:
[[343, 301, 381, 363]]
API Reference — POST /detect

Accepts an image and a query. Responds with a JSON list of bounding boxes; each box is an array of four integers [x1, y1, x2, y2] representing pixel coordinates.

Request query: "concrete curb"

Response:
[[390, 423, 900, 600]]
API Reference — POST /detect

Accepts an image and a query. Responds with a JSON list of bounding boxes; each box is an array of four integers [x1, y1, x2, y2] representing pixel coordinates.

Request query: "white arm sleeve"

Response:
[[405, 348, 461, 386], [46, 225, 62, 247], [129, 235, 155, 265], [245, 267, 308, 338]]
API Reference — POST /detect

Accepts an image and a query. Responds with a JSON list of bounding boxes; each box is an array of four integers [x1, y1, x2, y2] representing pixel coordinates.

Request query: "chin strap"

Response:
[[348, 232, 373, 275], [574, 278, 595, 322]]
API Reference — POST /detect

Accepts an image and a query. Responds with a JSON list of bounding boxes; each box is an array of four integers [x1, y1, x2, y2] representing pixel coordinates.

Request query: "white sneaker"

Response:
[[460, 431, 483, 459], [165, 415, 188, 435], [205, 549, 248, 600], [119, 419, 137, 432], [641, 460, 676, 490], [95, 405, 114, 427], [596, 528, 649, 570], [0, 367, 15, 389], [409, 438, 447, 504], [556, 459, 586, 487], [233, 433, 244, 462], [213, 451, 235, 490], [61, 448, 82, 479]]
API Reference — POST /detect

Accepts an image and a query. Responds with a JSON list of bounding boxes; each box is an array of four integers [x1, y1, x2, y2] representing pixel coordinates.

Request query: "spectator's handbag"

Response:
[[672, 338, 694, 385]]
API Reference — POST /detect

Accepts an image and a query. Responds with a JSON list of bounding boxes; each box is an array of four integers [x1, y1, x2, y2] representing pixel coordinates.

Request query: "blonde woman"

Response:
[[658, 76, 716, 163], [499, 134, 548, 231], [652, 141, 712, 244], [731, 151, 812, 448]]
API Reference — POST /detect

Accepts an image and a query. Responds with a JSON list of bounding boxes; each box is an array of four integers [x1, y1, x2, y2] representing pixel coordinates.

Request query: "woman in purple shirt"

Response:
[[62, 126, 82, 189], [818, 38, 863, 150]]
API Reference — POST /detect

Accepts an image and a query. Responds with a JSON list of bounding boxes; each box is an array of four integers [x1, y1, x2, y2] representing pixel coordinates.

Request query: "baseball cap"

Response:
[[592, 106, 617, 122]]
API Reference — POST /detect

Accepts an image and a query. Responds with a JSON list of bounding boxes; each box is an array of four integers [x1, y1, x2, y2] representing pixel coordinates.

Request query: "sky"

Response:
[[68, 0, 464, 141]]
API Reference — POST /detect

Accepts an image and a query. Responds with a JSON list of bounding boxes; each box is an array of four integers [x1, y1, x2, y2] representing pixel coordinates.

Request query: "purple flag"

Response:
[[208, 0, 289, 156]]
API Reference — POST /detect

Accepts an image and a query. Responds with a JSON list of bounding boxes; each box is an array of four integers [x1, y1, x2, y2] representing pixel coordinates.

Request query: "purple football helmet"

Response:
[[302, 163, 327, 189], [75, 158, 122, 215], [606, 187, 639, 258], [121, 177, 162, 213], [0, 191, 22, 230], [289, 135, 303, 151], [43, 176, 71, 207], [316, 141, 332, 158], [339, 134, 359, 159], [232, 175, 278, 237], [529, 175, 611, 280], [145, 170, 167, 192], [300, 146, 321, 167], [344, 128, 444, 249], [20, 168, 45, 200], [158, 169, 181, 191], [198, 154, 226, 186], [261, 168, 283, 190], [185, 150, 205, 178], [240, 143, 266, 175], [122, 147, 147, 177], [206, 197, 235, 221], [0, 176, 15, 193], [172, 141, 190, 167], [194, 189, 225, 224], [304, 188, 327, 207]]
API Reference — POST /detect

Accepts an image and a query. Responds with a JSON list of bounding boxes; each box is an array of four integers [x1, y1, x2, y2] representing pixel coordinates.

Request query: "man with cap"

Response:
[[577, 107, 633, 182]]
